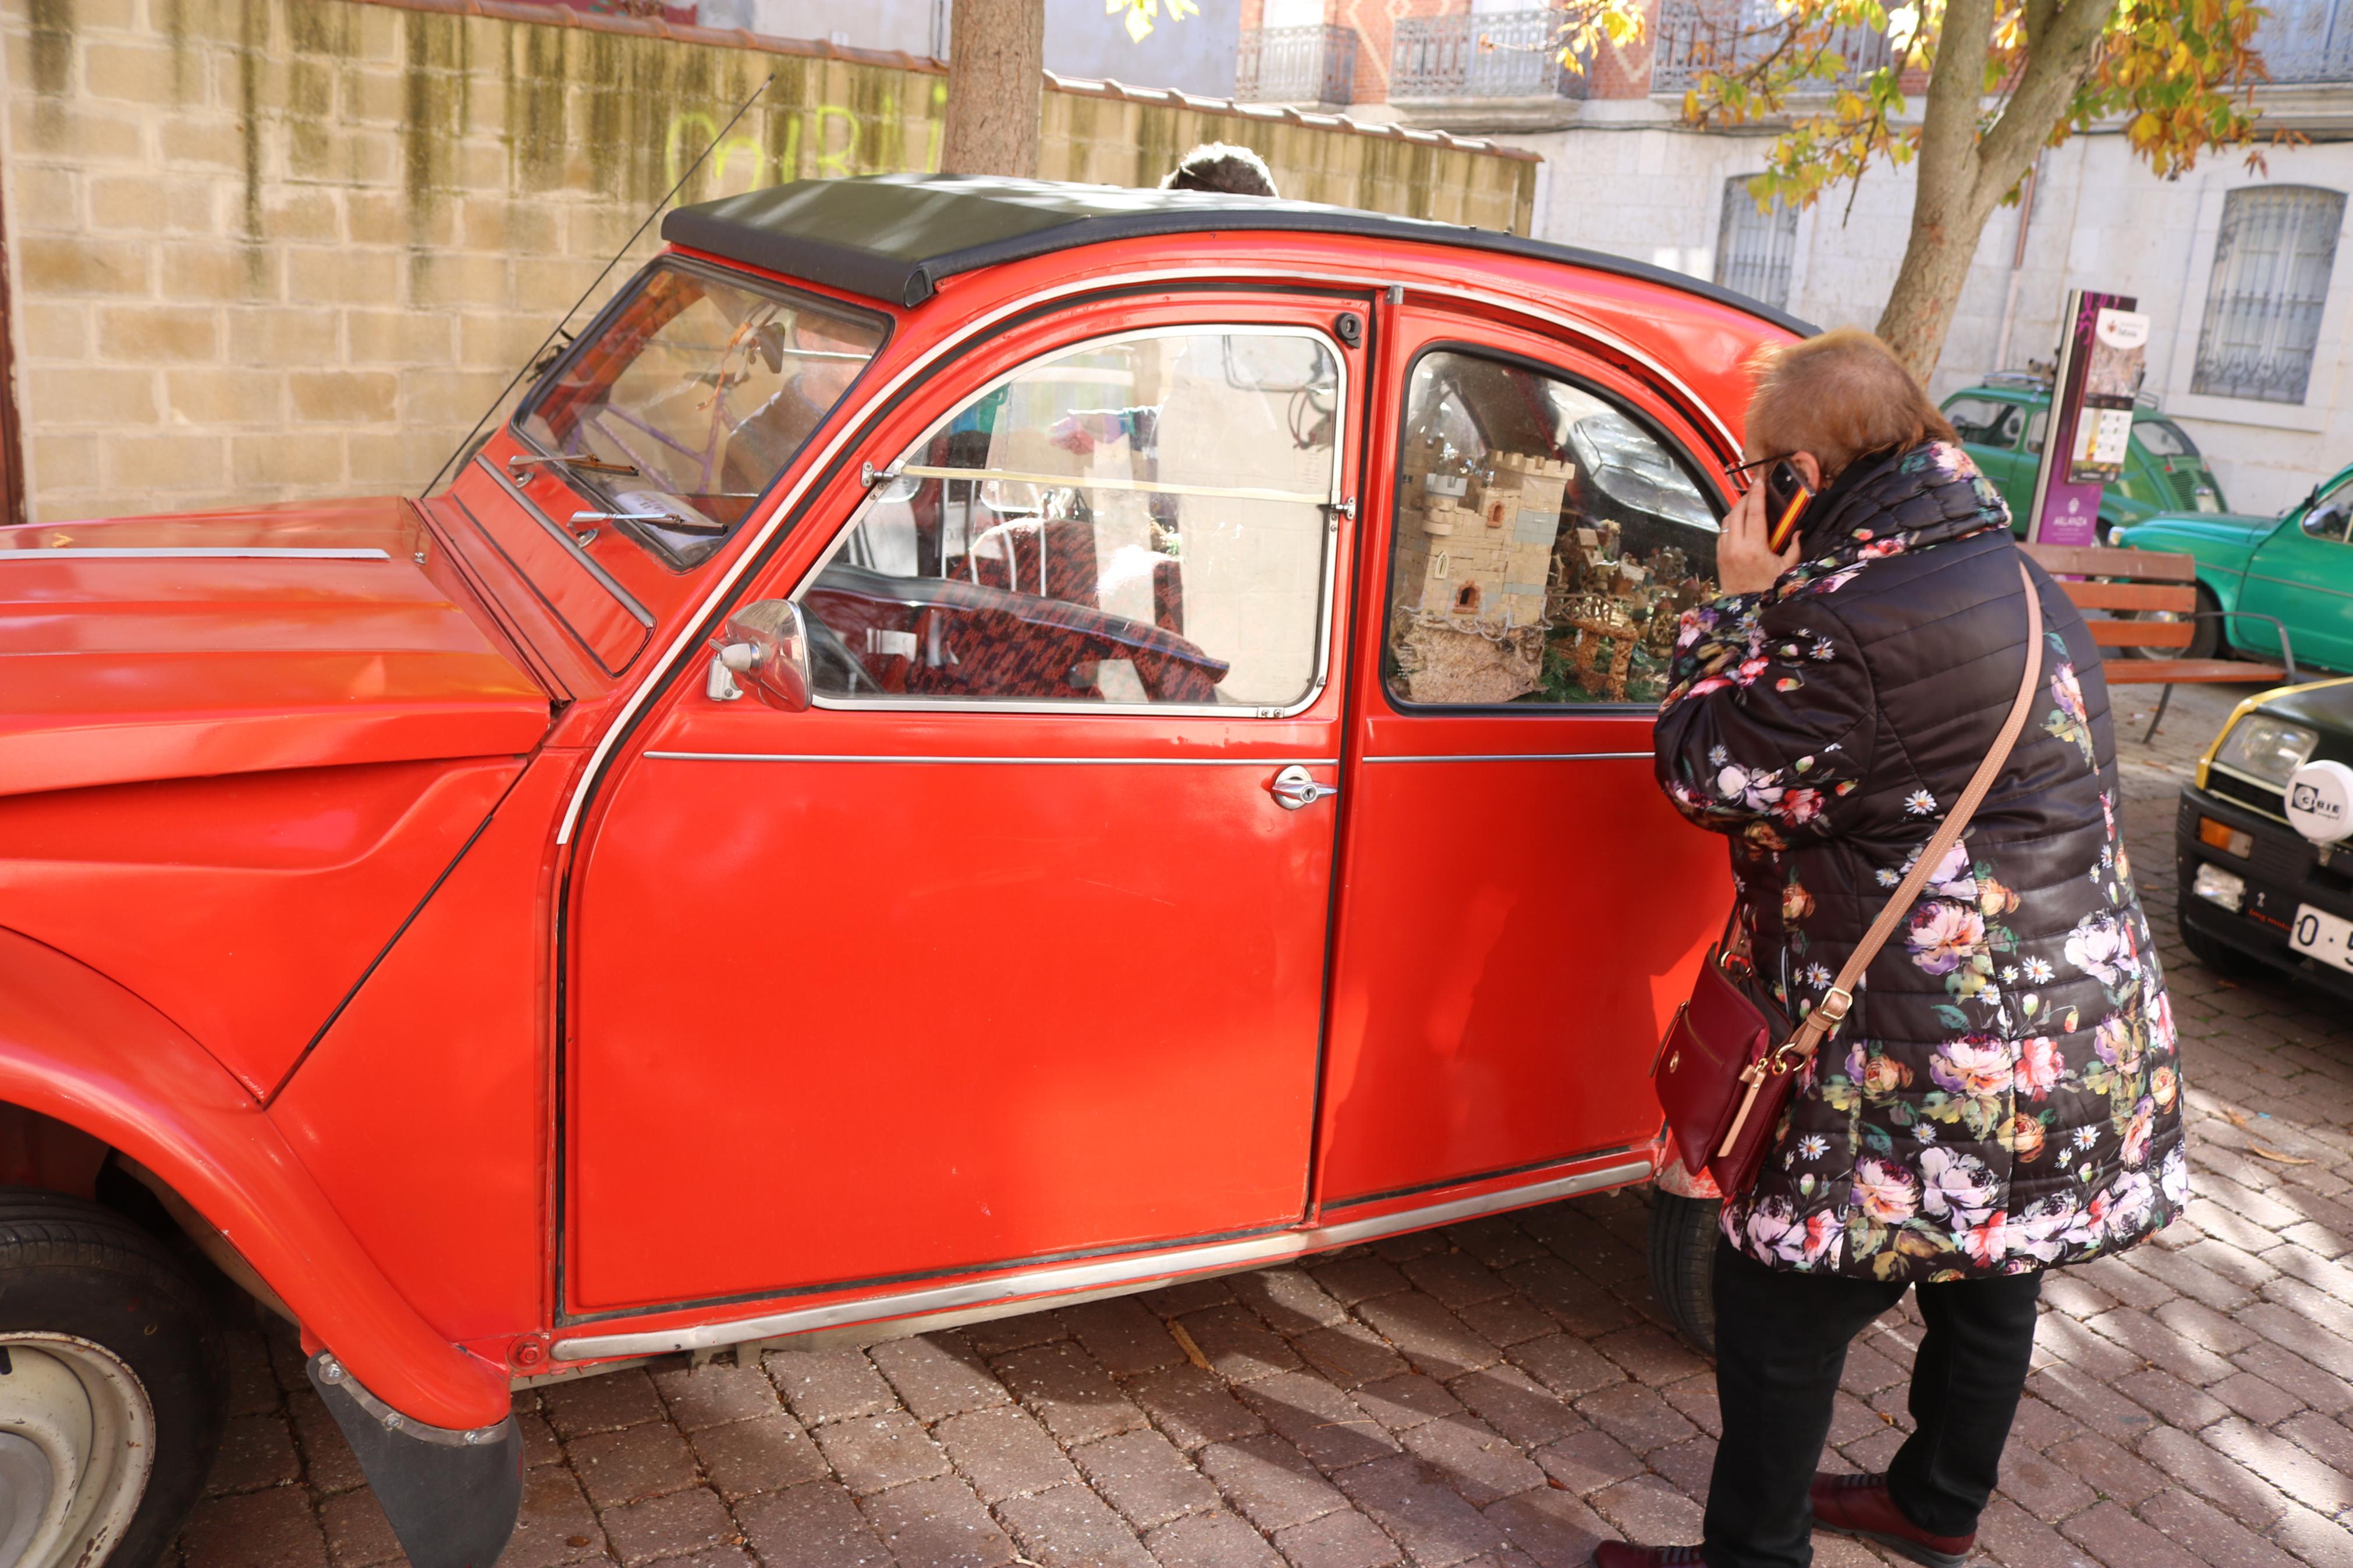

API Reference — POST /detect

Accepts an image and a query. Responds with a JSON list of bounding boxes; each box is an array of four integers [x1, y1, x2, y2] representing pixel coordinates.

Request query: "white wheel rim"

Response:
[[0, 1335, 154, 1568]]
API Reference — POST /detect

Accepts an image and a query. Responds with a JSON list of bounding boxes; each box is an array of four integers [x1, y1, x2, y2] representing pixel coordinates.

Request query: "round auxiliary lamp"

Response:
[[2285, 759, 2353, 843]]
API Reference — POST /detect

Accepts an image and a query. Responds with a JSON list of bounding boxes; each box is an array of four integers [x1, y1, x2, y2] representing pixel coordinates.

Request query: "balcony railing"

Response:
[[1390, 11, 1591, 100], [2252, 0, 2353, 82], [1651, 0, 1894, 95], [1236, 24, 1359, 105]]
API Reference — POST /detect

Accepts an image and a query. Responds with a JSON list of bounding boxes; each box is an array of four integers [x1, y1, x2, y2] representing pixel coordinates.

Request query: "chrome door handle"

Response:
[[1268, 765, 1339, 810]]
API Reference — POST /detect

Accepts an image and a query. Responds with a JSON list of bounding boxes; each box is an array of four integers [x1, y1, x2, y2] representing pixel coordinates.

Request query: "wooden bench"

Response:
[[2019, 542, 2298, 743]]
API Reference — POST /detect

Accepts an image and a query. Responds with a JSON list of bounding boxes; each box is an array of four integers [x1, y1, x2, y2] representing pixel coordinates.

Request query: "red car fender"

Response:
[[0, 926, 510, 1431]]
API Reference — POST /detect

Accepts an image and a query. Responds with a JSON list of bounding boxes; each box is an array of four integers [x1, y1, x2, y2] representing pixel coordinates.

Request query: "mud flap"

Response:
[[308, 1351, 522, 1568]]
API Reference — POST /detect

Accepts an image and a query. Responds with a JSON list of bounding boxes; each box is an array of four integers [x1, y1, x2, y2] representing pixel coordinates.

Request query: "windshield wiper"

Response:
[[508, 452, 641, 481]]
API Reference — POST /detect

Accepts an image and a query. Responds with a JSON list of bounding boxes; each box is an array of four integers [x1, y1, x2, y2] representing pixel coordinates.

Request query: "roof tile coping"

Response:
[[342, 0, 1535, 161]]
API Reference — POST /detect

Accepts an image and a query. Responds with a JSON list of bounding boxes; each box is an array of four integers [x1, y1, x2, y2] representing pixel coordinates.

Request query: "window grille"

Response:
[[2192, 186, 2346, 404], [1715, 177, 1798, 310]]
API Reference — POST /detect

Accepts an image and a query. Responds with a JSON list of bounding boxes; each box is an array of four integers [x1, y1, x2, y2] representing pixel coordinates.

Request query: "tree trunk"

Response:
[[941, 0, 1044, 178]]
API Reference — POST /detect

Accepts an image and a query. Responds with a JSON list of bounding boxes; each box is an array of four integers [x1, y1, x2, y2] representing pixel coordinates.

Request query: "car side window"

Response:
[[1943, 397, 2007, 446], [799, 328, 1342, 709], [2025, 408, 2049, 456], [2302, 475, 2353, 541], [1383, 350, 1720, 707]]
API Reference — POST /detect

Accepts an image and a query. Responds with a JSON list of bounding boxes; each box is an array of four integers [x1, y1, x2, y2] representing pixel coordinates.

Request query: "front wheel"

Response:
[[0, 1191, 224, 1568], [1648, 1190, 1722, 1356], [2125, 581, 2221, 662]]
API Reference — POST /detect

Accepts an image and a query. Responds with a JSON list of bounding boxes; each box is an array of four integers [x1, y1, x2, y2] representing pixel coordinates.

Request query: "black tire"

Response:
[[0, 1189, 226, 1567], [2125, 582, 2220, 661], [2178, 903, 2270, 984], [1648, 1190, 1722, 1356]]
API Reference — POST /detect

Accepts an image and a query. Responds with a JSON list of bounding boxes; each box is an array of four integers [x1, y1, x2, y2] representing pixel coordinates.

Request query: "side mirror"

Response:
[[706, 599, 812, 712], [2305, 506, 2345, 541]]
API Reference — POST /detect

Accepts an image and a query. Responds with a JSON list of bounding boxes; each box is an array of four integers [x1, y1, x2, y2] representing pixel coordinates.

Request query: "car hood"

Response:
[[2119, 510, 2277, 547], [0, 499, 552, 798]]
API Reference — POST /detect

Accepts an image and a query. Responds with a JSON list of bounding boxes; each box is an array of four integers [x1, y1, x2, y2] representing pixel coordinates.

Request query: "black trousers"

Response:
[[1701, 1240, 2043, 1568]]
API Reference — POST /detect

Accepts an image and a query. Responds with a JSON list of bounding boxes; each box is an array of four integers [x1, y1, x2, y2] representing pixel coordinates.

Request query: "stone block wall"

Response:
[[0, 0, 1533, 525]]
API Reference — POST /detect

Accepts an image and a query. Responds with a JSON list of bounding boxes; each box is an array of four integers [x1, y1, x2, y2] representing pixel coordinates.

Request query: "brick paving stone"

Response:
[[736, 1479, 894, 1567], [1177, 1303, 1305, 1383], [1332, 1453, 1511, 1566], [2152, 1296, 2262, 1358], [935, 1405, 1080, 1502], [1397, 1413, 1546, 1506], [871, 1334, 1013, 1421], [569, 1423, 700, 1509], [1401, 1251, 1512, 1310], [1072, 1427, 1221, 1528], [1357, 1293, 1501, 1381], [602, 1485, 734, 1565], [1127, 1363, 1267, 1450], [1658, 1376, 1722, 1442], [2084, 1306, 2240, 1384], [1296, 1321, 1415, 1389], [318, 1487, 402, 1567], [540, 1368, 670, 1438], [2201, 1416, 2353, 1519], [1239, 1370, 1401, 1471], [205, 1409, 301, 1496], [995, 1482, 1158, 1568], [1455, 1293, 1560, 1350], [768, 1347, 898, 1428], [1274, 1506, 1407, 1567], [1585, 1474, 1703, 1551], [1309, 1254, 1414, 1306], [2228, 1338, 2353, 1415], [2026, 1364, 2160, 1442], [691, 1409, 830, 1501], [1484, 1487, 1611, 1568], [1646, 1435, 1717, 1498], [1064, 1295, 1187, 1377], [1230, 1265, 1353, 1334], [500, 1466, 608, 1568], [179, 1486, 329, 1568], [1975, 1495, 2104, 1568], [859, 1473, 1017, 1567], [2004, 1393, 2080, 1453], [513, 1405, 566, 1471], [2059, 1499, 2206, 1568], [1995, 1445, 2097, 1521], [1196, 1432, 1348, 1532], [1497, 1257, 1637, 1338], [2274, 1408, 2353, 1475], [995, 1340, 1149, 1443], [1353, 1371, 1465, 1433], [1143, 1507, 1288, 1568], [1589, 1325, 1710, 1389], [1574, 1381, 1697, 1455], [1138, 1277, 1237, 1317], [2208, 1368, 2308, 1425], [964, 1309, 1070, 1357], [645, 1549, 755, 1568], [2045, 1431, 2164, 1506], [2265, 1501, 2353, 1567], [1446, 1217, 1547, 1270], [1533, 1426, 1643, 1496], [1505, 1334, 1622, 1400], [2140, 1423, 2293, 1531], [2133, 1489, 2306, 1568], [221, 1328, 280, 1418], [650, 1361, 780, 1430], [2114, 1366, 2229, 1431], [816, 1410, 954, 1496], [1451, 1364, 1587, 1450]]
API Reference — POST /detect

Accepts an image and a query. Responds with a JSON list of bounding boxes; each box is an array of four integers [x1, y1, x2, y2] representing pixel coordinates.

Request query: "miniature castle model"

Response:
[[1389, 439, 1574, 703]]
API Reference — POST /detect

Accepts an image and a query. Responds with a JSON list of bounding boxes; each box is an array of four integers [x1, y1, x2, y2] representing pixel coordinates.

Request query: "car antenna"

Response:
[[421, 72, 779, 496]]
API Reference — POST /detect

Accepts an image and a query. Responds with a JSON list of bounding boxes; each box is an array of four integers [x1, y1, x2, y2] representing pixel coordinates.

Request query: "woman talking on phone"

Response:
[[1600, 329, 2186, 1568]]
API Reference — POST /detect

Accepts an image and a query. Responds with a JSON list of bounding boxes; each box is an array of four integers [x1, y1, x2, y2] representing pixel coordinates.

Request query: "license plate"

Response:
[[2289, 904, 2353, 972]]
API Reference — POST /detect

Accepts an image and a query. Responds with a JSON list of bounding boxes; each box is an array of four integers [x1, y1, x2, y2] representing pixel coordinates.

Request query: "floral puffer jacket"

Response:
[[1653, 441, 2187, 1282]]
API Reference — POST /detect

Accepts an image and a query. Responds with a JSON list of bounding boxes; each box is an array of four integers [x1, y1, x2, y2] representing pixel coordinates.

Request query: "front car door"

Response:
[[565, 298, 1368, 1315], [2240, 467, 2353, 671], [1313, 308, 1733, 1217]]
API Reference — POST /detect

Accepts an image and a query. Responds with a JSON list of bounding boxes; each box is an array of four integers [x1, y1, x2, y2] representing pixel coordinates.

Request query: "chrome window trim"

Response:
[[645, 752, 1340, 766], [886, 462, 1332, 507], [550, 1156, 1652, 1360], [1362, 751, 1654, 763], [1, 547, 393, 561], [793, 321, 1347, 723], [480, 458, 657, 629], [556, 266, 1737, 844]]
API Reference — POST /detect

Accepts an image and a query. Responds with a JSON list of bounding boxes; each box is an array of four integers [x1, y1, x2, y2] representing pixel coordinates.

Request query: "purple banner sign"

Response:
[[2026, 289, 2143, 547]]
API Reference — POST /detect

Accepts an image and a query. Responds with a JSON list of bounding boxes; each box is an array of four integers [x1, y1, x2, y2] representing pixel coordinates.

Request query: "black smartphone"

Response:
[[1762, 458, 1813, 552]]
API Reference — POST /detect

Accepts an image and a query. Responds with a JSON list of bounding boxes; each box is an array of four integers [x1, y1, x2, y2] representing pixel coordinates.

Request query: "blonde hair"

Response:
[[1744, 327, 1956, 479]]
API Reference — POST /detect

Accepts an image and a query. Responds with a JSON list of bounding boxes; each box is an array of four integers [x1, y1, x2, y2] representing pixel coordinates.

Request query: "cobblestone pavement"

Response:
[[175, 681, 2353, 1568]]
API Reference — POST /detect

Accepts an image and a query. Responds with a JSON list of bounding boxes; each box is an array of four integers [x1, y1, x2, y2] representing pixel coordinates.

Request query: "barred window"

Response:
[[2192, 186, 2346, 404], [1715, 177, 1799, 310]]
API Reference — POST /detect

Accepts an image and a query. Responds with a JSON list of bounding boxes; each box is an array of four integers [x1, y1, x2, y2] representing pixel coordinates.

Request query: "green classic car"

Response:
[[1939, 375, 2229, 538], [2114, 464, 2353, 671]]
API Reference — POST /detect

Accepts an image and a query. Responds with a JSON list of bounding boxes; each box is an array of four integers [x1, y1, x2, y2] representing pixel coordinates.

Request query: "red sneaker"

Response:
[[1590, 1546, 1706, 1567], [1810, 1471, 1975, 1567]]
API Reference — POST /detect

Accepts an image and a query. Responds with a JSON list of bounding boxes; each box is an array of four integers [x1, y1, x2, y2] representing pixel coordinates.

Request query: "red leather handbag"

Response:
[[1655, 560, 2045, 1198]]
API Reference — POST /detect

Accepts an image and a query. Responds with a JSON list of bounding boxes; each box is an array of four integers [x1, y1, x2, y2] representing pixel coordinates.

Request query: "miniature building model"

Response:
[[1389, 440, 1575, 703]]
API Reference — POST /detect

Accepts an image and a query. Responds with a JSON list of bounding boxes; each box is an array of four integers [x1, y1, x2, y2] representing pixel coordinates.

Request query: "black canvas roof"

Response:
[[661, 175, 1814, 336]]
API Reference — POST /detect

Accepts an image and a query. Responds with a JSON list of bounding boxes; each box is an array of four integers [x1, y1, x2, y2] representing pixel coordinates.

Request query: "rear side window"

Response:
[[1943, 396, 2011, 446], [1384, 350, 1719, 708], [2135, 419, 2199, 458]]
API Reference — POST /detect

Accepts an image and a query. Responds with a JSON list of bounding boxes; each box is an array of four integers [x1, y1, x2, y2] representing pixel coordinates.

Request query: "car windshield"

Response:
[[515, 261, 886, 565], [2136, 419, 2199, 458]]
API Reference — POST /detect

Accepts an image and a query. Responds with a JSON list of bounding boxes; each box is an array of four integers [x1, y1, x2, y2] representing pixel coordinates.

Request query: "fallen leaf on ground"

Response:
[[1168, 1320, 1215, 1374], [2249, 1146, 2315, 1165], [2223, 1108, 2251, 1128]]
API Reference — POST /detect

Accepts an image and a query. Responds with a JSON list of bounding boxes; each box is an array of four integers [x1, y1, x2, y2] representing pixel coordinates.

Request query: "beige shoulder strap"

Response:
[[1775, 556, 2045, 1070]]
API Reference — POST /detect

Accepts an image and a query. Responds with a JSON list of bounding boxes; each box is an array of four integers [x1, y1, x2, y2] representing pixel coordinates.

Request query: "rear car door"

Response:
[[2241, 470, 2353, 671], [1313, 308, 1733, 1217], [566, 297, 1368, 1314]]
